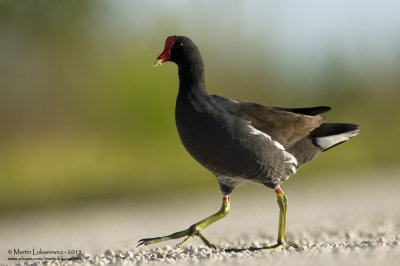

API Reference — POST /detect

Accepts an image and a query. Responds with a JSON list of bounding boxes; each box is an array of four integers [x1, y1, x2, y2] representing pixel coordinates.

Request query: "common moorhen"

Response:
[[138, 36, 359, 251]]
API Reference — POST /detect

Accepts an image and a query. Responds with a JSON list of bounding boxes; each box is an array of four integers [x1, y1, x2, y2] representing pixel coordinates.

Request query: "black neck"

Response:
[[177, 54, 207, 97]]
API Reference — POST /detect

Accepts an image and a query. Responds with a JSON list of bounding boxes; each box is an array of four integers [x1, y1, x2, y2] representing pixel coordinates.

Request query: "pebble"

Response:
[[345, 231, 357, 240], [298, 246, 309, 252], [125, 251, 133, 258], [104, 249, 115, 257]]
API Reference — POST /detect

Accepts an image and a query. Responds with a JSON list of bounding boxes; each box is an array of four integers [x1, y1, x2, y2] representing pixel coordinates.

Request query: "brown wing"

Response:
[[212, 95, 328, 149]]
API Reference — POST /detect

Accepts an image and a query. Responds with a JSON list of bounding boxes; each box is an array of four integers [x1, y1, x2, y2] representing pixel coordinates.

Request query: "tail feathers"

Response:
[[311, 123, 359, 151]]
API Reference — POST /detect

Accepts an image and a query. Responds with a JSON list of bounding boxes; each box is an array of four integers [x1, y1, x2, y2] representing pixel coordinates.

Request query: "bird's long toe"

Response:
[[137, 237, 162, 247], [137, 229, 189, 247], [225, 240, 299, 252], [287, 240, 299, 248], [137, 225, 218, 249]]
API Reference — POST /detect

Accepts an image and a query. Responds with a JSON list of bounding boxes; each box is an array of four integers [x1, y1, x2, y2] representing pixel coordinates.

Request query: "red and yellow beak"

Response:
[[154, 36, 175, 67]]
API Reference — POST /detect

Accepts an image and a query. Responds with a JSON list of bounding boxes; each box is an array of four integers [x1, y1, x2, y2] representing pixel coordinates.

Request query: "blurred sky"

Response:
[[110, 0, 400, 68]]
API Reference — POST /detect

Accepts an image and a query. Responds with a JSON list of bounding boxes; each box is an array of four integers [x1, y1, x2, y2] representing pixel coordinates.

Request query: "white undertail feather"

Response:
[[315, 129, 359, 150]]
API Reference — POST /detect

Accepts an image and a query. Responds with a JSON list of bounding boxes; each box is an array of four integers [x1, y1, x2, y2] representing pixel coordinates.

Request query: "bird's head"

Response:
[[154, 36, 201, 67]]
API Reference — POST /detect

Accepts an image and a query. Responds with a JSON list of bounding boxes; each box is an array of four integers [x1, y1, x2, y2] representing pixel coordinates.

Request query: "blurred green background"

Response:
[[0, 1, 399, 213]]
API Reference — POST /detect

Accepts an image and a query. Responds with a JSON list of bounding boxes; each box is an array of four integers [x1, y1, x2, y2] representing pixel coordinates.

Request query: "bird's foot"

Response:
[[225, 239, 298, 252], [137, 224, 216, 249], [224, 188, 299, 252], [138, 196, 230, 250]]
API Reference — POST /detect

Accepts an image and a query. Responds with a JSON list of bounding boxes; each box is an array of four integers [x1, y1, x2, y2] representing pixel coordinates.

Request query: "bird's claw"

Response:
[[137, 237, 157, 247]]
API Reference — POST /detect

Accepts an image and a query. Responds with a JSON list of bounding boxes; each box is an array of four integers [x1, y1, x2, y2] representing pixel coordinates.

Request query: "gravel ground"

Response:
[[1, 168, 399, 265]]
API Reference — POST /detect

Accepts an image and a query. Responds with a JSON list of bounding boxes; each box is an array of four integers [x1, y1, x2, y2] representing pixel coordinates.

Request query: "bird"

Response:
[[137, 35, 359, 251]]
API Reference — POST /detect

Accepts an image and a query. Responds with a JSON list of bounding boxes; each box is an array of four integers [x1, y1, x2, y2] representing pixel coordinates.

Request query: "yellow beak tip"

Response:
[[153, 59, 163, 67]]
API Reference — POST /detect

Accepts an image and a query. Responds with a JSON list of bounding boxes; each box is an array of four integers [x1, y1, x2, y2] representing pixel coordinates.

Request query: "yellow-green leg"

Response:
[[226, 187, 298, 252], [137, 196, 231, 249]]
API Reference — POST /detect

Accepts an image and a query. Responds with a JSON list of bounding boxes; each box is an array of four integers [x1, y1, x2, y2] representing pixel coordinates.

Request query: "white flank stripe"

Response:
[[283, 151, 298, 166], [247, 125, 285, 150], [290, 165, 297, 174], [248, 124, 298, 173], [316, 129, 359, 150], [273, 141, 285, 150]]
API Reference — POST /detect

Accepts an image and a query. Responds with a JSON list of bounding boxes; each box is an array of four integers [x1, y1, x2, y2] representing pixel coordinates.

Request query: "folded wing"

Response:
[[212, 95, 330, 149]]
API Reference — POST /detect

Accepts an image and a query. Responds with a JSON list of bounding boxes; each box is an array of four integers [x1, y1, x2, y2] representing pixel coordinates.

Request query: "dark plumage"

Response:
[[138, 36, 359, 251]]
